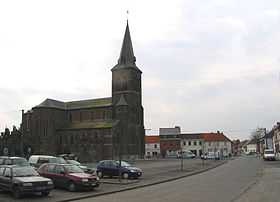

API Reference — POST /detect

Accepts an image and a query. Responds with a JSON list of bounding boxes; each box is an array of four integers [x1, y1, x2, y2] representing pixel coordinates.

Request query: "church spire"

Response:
[[117, 21, 136, 65]]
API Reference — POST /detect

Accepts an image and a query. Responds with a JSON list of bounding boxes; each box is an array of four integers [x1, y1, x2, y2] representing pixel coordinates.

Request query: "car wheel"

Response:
[[12, 187, 22, 199], [68, 182, 76, 192], [97, 171, 103, 178], [122, 172, 129, 179], [41, 191, 50, 196]]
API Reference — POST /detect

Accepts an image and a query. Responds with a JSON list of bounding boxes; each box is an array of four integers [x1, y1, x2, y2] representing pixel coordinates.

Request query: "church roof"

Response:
[[66, 97, 112, 109], [112, 21, 141, 72], [36, 98, 66, 109], [35, 97, 112, 110]]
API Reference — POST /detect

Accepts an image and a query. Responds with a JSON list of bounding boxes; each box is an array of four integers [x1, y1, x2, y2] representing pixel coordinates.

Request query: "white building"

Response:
[[201, 132, 232, 158], [246, 139, 257, 153], [145, 136, 160, 158], [180, 133, 203, 156]]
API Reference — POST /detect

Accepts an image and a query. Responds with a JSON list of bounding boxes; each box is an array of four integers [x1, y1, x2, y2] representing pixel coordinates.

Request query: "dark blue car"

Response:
[[96, 160, 142, 179]]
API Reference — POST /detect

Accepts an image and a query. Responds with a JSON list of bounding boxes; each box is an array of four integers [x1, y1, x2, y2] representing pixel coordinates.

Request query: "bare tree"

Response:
[[250, 127, 266, 140]]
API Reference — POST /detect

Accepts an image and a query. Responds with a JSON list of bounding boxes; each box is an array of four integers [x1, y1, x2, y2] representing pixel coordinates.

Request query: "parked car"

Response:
[[263, 149, 275, 161], [177, 151, 196, 159], [0, 156, 30, 166], [201, 152, 220, 160], [38, 163, 99, 191], [96, 160, 142, 179], [66, 159, 95, 174], [0, 165, 53, 198], [28, 155, 67, 169]]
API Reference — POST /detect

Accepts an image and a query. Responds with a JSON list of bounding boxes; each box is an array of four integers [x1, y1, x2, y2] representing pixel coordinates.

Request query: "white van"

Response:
[[177, 150, 195, 159], [263, 149, 275, 161]]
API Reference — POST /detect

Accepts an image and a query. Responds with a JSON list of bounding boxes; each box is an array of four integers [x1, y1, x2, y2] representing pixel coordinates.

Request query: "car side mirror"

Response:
[[4, 175, 11, 178], [60, 171, 65, 175]]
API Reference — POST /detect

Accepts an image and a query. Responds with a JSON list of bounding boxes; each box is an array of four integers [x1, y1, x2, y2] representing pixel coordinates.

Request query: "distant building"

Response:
[[246, 139, 257, 153], [240, 140, 249, 154], [232, 139, 241, 156], [180, 133, 203, 156], [263, 130, 273, 150], [158, 127, 232, 158], [201, 132, 232, 157], [145, 136, 160, 158], [159, 126, 181, 157], [273, 122, 280, 158]]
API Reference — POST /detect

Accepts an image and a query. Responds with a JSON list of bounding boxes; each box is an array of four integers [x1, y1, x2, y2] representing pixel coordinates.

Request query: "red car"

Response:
[[38, 163, 99, 191]]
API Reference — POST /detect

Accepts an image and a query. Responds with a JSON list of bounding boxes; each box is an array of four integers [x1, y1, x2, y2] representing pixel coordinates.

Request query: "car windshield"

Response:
[[64, 165, 84, 173], [67, 160, 80, 166], [13, 166, 39, 177], [13, 158, 30, 166]]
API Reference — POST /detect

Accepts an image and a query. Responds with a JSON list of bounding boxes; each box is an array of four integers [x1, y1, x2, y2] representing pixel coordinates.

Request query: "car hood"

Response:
[[126, 166, 142, 172], [69, 172, 95, 178], [14, 176, 50, 183]]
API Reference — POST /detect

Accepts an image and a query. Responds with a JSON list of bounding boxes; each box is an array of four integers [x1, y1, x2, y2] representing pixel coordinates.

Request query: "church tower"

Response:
[[112, 22, 144, 159]]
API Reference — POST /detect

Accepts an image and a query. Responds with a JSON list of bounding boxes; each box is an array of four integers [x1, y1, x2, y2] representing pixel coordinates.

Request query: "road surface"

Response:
[[76, 156, 262, 202]]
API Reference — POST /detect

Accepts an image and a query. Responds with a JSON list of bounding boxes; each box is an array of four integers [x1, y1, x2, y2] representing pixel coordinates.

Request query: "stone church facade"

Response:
[[21, 22, 145, 162]]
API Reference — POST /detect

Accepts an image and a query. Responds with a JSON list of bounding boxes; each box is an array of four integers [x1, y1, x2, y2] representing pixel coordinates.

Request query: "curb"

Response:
[[101, 179, 140, 185], [56, 160, 227, 202]]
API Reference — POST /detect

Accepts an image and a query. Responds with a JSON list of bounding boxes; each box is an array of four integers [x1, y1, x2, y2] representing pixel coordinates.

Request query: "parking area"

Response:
[[0, 158, 226, 202]]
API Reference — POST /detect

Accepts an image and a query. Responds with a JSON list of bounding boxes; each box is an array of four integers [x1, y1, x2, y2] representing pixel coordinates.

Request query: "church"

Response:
[[21, 22, 145, 162]]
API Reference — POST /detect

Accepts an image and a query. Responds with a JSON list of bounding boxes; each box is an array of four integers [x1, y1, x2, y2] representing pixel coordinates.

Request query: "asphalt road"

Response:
[[76, 157, 263, 202], [236, 159, 280, 202]]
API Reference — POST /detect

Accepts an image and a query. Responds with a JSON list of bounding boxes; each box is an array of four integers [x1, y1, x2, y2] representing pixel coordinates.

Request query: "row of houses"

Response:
[[233, 123, 280, 158], [145, 126, 233, 158]]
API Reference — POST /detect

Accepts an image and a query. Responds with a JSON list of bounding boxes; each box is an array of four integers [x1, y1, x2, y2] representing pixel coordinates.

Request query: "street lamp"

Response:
[[180, 134, 183, 171], [202, 140, 205, 167]]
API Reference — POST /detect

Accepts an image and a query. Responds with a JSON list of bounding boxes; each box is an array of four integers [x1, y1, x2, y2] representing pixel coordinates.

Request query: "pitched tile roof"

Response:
[[145, 135, 160, 144], [66, 97, 112, 109], [201, 132, 232, 142], [35, 97, 112, 110]]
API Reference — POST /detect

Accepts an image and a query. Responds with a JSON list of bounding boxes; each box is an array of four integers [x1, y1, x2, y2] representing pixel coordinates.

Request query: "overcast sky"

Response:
[[0, 0, 279, 140]]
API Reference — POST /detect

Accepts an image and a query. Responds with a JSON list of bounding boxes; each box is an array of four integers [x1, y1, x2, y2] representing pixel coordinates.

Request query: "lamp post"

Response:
[[118, 130, 122, 182], [180, 134, 183, 171], [202, 140, 205, 167]]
